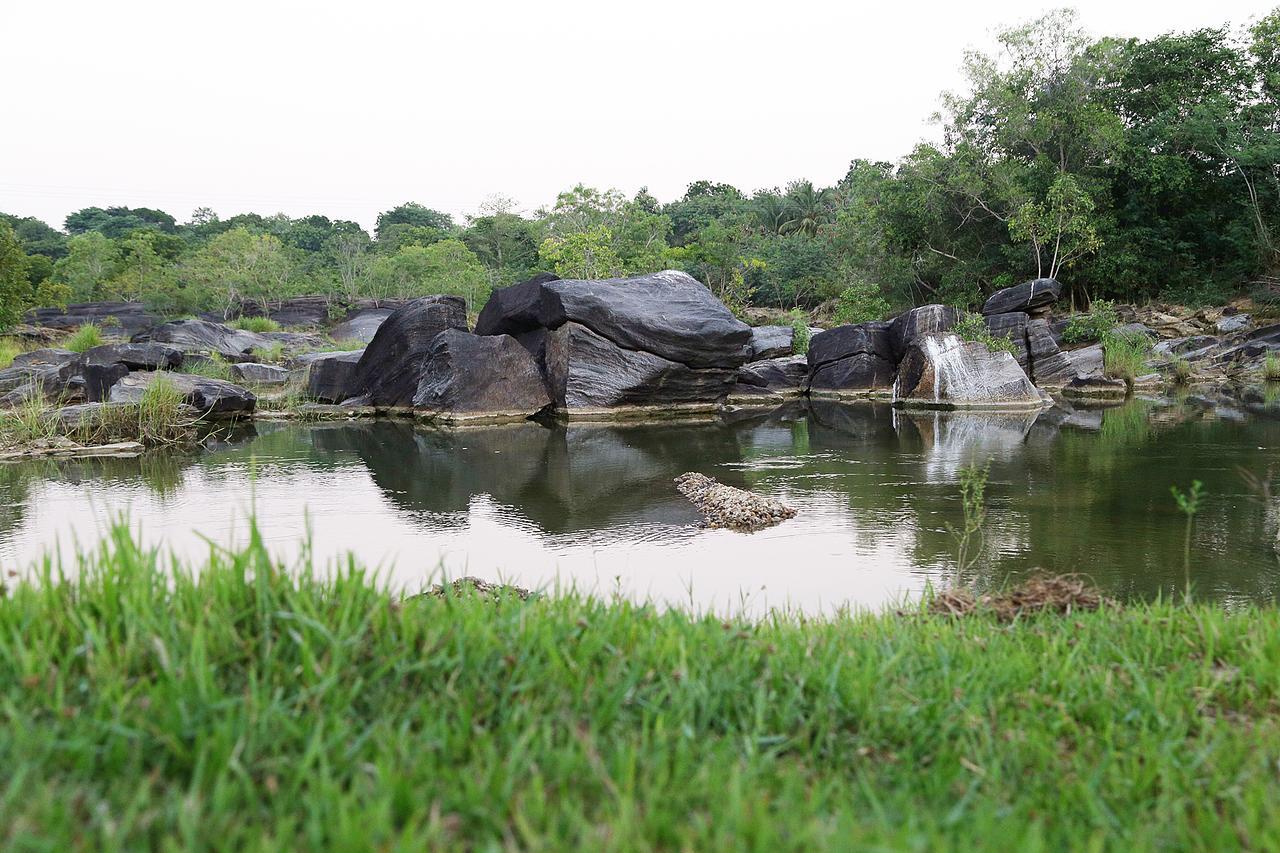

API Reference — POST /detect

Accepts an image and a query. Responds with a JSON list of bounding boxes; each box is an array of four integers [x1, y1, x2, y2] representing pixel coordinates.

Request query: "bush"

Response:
[[64, 323, 104, 353], [253, 342, 286, 364], [1265, 352, 1280, 382], [1102, 329, 1153, 386], [0, 339, 21, 369], [953, 312, 1016, 356], [1061, 299, 1120, 344], [832, 281, 890, 325], [1172, 357, 1193, 385], [789, 311, 811, 356], [231, 316, 282, 333]]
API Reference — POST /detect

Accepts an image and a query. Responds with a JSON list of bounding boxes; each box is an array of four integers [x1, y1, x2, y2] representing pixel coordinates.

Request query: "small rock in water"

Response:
[[674, 472, 797, 532]]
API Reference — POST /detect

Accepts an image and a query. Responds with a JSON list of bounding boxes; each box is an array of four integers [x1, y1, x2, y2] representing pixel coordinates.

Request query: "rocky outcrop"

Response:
[[344, 296, 469, 406], [81, 343, 185, 402], [301, 350, 365, 403], [26, 302, 160, 337], [894, 333, 1043, 409], [748, 325, 794, 361], [108, 371, 256, 417], [411, 330, 551, 420], [0, 349, 84, 407], [329, 308, 393, 344], [229, 363, 290, 386], [1025, 319, 1079, 386], [133, 319, 321, 361], [674, 472, 796, 532], [981, 278, 1062, 316], [889, 305, 960, 360], [984, 312, 1031, 367], [477, 271, 751, 414], [806, 322, 896, 397], [733, 355, 808, 396]]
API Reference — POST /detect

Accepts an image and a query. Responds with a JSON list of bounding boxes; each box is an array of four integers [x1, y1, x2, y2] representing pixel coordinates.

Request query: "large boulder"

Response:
[[541, 321, 738, 410], [984, 312, 1030, 367], [108, 371, 256, 417], [229, 363, 290, 386], [26, 301, 160, 337], [81, 343, 185, 402], [748, 325, 794, 361], [0, 349, 84, 406], [329, 308, 393, 344], [301, 350, 365, 403], [980, 278, 1062, 316], [476, 270, 751, 370], [411, 330, 551, 419], [894, 333, 1042, 409], [888, 305, 960, 361], [345, 296, 469, 406], [1026, 318, 1079, 386], [807, 322, 896, 396]]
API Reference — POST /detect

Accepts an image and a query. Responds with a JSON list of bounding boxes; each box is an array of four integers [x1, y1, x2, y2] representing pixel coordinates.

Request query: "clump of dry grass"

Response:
[[929, 574, 1111, 620]]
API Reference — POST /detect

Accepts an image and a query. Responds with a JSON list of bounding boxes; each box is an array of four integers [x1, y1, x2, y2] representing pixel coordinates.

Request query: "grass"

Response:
[[1103, 329, 1153, 387], [1172, 356, 1193, 385], [319, 337, 366, 352], [180, 354, 235, 381], [231, 315, 282, 333], [253, 341, 287, 363], [1266, 351, 1280, 382], [0, 375, 195, 449], [1061, 299, 1120, 344], [0, 339, 23, 369], [63, 323, 104, 353], [2, 524, 1279, 849], [953, 311, 1016, 356]]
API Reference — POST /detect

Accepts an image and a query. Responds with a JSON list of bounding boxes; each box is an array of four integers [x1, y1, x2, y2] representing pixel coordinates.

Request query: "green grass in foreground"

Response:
[[2, 524, 1279, 849]]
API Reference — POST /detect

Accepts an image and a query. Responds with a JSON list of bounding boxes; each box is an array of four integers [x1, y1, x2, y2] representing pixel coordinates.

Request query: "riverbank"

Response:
[[2, 525, 1277, 849]]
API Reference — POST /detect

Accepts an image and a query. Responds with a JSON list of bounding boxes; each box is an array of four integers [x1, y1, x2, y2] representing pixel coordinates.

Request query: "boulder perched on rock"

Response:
[[894, 333, 1042, 409], [541, 322, 738, 410], [889, 305, 960, 361], [477, 271, 751, 413], [477, 270, 751, 369], [300, 350, 365, 403], [411, 330, 550, 419], [807, 322, 896, 396], [26, 301, 160, 337], [344, 296, 469, 406], [329, 308, 393, 344], [81, 343, 185, 401], [230, 363, 290, 386], [108, 371, 256, 417], [981, 278, 1062, 316], [748, 325, 794, 361]]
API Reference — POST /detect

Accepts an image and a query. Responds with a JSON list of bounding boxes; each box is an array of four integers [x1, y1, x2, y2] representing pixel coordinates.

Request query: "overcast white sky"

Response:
[[1, 0, 1270, 232]]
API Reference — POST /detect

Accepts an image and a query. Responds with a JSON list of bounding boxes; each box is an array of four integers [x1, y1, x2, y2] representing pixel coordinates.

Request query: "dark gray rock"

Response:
[[476, 270, 752, 370], [807, 322, 896, 395], [329, 308, 393, 344], [83, 342, 183, 371], [345, 296, 469, 406], [1115, 322, 1158, 340], [735, 355, 809, 391], [985, 312, 1030, 366], [1026, 319, 1078, 386], [412, 330, 551, 418], [11, 348, 78, 370], [980, 278, 1062, 316], [894, 333, 1041, 408], [0, 348, 84, 406], [749, 325, 794, 361], [108, 371, 256, 417], [82, 362, 129, 402], [542, 321, 737, 409], [302, 350, 366, 403], [229, 363, 291, 386], [26, 301, 160, 337], [133, 319, 321, 360], [888, 305, 960, 361]]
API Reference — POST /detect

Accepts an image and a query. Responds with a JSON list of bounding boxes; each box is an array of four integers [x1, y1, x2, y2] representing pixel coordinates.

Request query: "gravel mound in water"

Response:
[[674, 472, 797, 532]]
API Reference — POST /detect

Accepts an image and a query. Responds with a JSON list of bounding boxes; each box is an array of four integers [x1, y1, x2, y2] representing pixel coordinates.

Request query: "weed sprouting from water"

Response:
[[1170, 480, 1205, 599], [946, 462, 990, 585]]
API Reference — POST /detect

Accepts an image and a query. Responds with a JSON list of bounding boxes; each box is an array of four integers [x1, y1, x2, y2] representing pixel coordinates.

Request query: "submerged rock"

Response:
[[894, 333, 1042, 409], [108, 371, 256, 417], [674, 472, 796, 532]]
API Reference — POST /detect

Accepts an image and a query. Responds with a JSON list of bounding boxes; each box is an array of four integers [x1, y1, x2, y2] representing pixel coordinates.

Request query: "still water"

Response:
[[2, 398, 1278, 613]]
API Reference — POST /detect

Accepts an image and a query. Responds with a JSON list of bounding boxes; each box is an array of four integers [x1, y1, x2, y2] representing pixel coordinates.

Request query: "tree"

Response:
[[111, 232, 182, 313], [0, 222, 33, 330], [53, 232, 121, 301], [184, 227, 297, 316], [367, 239, 490, 310], [65, 206, 177, 239], [779, 181, 833, 237], [326, 224, 371, 303], [1008, 173, 1102, 280], [374, 203, 454, 241], [539, 226, 623, 280]]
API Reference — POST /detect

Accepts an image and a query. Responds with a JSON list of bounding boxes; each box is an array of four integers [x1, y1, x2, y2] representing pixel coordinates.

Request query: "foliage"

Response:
[[953, 312, 1017, 355], [9, 524, 1278, 847], [0, 222, 33, 330], [252, 342, 286, 364], [1171, 357, 1193, 384], [51, 232, 120, 301], [1061, 299, 1120, 343], [832, 280, 890, 325], [63, 323, 104, 353], [1102, 328, 1153, 385], [946, 462, 991, 583], [367, 239, 490, 310], [789, 310, 811, 355], [1266, 352, 1280, 382], [1170, 480, 1206, 596], [0, 339, 21, 369], [230, 316, 280, 333], [184, 227, 298, 317], [539, 225, 624, 280], [181, 355, 233, 381]]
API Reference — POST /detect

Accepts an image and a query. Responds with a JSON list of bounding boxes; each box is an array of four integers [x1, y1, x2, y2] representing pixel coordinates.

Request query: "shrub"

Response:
[[1171, 357, 1193, 385], [953, 312, 1016, 356], [231, 315, 282, 333], [64, 323, 104, 353], [1061, 299, 1120, 344], [0, 339, 21, 369], [789, 311, 811, 356], [832, 281, 890, 325], [1265, 352, 1280, 382], [1102, 329, 1153, 386]]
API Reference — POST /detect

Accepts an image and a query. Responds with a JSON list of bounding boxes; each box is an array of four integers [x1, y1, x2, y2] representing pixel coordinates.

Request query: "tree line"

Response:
[[2, 8, 1277, 331]]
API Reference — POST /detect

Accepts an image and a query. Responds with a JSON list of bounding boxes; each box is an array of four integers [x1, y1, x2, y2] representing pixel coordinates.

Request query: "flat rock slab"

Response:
[[674, 472, 796, 532], [748, 325, 794, 361], [0, 439, 145, 461], [108, 371, 256, 417], [230, 363, 291, 386]]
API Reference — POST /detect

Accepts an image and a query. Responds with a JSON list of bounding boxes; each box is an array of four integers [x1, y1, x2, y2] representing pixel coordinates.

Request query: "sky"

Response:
[[1, 0, 1271, 232]]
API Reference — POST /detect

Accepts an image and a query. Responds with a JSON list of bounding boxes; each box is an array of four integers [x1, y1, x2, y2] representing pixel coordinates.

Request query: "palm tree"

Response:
[[753, 193, 789, 235], [779, 181, 832, 237]]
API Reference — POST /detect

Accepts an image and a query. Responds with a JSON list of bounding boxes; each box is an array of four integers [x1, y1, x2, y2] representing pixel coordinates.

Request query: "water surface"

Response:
[[3, 398, 1278, 613]]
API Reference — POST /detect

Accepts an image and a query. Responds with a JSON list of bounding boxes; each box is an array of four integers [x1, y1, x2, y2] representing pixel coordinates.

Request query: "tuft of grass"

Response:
[[231, 315, 282, 333], [1171, 356, 1193, 385], [319, 337, 366, 352], [953, 312, 1016, 356], [0, 339, 22, 369], [1102, 329, 1153, 387], [1, 523, 1279, 848], [0, 393, 58, 446], [63, 323, 104, 353], [1265, 351, 1280, 383], [789, 310, 811, 356], [180, 354, 235, 381], [253, 341, 286, 363]]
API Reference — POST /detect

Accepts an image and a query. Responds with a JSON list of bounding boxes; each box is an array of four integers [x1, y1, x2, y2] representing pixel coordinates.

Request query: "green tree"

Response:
[[374, 203, 454, 241], [0, 222, 33, 330], [53, 232, 121, 301], [367, 239, 490, 311], [1008, 173, 1102, 280], [539, 226, 624, 280], [112, 232, 183, 313], [184, 227, 298, 317]]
